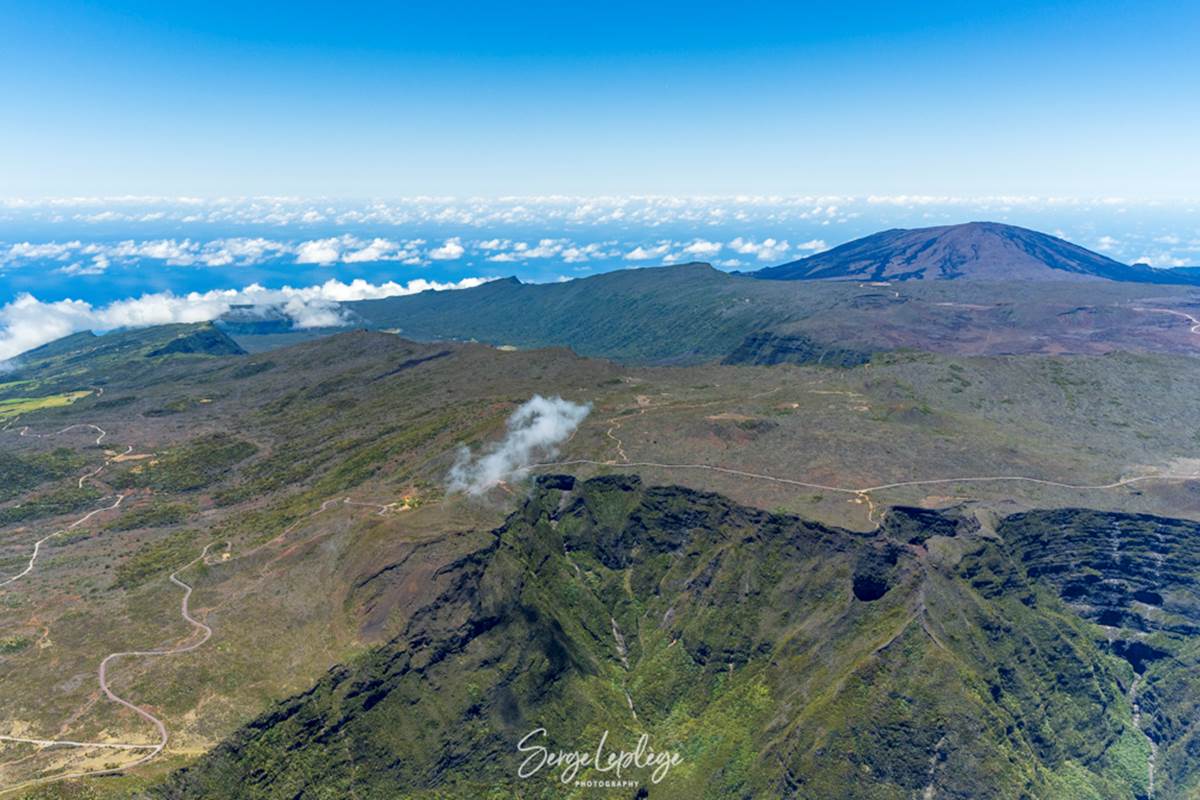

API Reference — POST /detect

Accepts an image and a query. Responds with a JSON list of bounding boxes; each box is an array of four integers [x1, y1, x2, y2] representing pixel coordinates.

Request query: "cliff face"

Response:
[[1003, 509, 1200, 645], [1000, 509, 1200, 797], [156, 480, 1200, 799], [721, 332, 872, 367]]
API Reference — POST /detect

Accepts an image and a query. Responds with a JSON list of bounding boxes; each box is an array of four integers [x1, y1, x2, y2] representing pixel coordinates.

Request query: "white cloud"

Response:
[[481, 238, 577, 263], [681, 240, 722, 257], [1132, 252, 1190, 268], [728, 237, 792, 262], [57, 255, 109, 276], [295, 238, 344, 264], [447, 395, 591, 495], [1095, 235, 1120, 252], [198, 237, 293, 266], [0, 276, 496, 361], [109, 238, 199, 264], [521, 239, 561, 258], [429, 237, 465, 260], [2, 195, 1193, 232], [5, 241, 82, 260], [561, 243, 606, 263], [624, 243, 671, 261], [342, 237, 407, 263]]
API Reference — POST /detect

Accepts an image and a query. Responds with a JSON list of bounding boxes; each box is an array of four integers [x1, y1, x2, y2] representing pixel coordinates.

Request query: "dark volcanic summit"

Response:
[[754, 221, 1186, 283]]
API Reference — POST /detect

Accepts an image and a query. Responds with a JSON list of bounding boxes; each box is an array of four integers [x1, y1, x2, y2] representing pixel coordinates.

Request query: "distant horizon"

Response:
[[1, 195, 1197, 362]]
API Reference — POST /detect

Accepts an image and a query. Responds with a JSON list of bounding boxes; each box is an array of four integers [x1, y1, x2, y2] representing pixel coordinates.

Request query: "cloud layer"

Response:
[[0, 233, 832, 273], [1, 235, 437, 272], [1, 194, 1178, 230], [447, 395, 591, 495], [4, 195, 1194, 271], [0, 276, 493, 361]]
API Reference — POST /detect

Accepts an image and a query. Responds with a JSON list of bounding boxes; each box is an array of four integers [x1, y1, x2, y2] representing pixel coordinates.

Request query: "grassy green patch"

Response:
[[0, 390, 91, 419], [112, 433, 257, 492], [105, 501, 194, 532], [113, 530, 199, 589], [0, 447, 88, 502], [0, 485, 103, 526], [0, 635, 32, 654]]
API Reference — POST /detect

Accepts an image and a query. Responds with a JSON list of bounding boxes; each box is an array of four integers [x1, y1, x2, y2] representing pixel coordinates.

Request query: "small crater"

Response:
[[853, 574, 890, 602]]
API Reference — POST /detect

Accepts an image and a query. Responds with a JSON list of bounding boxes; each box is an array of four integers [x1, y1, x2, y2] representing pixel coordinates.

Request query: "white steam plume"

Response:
[[448, 395, 591, 495]]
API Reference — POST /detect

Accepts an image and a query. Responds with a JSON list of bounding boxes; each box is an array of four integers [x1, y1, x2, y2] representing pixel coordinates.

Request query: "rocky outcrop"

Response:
[[146, 324, 246, 357]]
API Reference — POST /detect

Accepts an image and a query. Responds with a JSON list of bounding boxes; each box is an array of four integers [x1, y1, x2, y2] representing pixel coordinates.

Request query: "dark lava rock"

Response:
[[535, 473, 576, 491]]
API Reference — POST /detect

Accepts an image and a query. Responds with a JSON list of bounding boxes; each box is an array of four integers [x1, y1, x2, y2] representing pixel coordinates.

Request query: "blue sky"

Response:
[[2, 0, 1197, 197], [1, 2, 1198, 360]]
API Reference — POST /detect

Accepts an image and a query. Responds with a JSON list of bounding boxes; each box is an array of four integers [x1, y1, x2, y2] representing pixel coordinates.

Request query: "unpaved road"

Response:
[[0, 543, 225, 796], [0, 420, 395, 795], [538, 457, 1200, 500], [0, 422, 130, 589], [0, 495, 127, 589], [1134, 305, 1200, 338]]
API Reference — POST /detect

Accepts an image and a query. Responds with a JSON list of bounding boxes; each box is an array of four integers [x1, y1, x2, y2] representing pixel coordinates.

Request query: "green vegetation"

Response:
[[151, 477, 1162, 799], [144, 396, 209, 416], [334, 264, 1200, 364], [0, 635, 31, 654], [105, 501, 194, 531], [0, 322, 244, 410], [0, 390, 91, 419], [722, 332, 872, 367], [111, 433, 257, 492], [0, 485, 103, 526], [348, 265, 828, 364], [113, 530, 199, 590], [0, 447, 87, 501], [7, 320, 1200, 797]]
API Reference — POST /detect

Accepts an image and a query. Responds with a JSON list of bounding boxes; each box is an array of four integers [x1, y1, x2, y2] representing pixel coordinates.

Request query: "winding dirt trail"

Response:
[[573, 387, 1200, 522], [0, 495, 127, 589], [535, 457, 1200, 503], [0, 418, 187, 793], [0, 422, 131, 589], [0, 439, 398, 796], [0, 543, 225, 797], [1133, 305, 1200, 339], [9, 422, 107, 446]]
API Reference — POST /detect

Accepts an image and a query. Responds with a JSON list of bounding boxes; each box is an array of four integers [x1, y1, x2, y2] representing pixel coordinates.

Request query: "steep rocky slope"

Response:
[[1001, 509, 1200, 798], [151, 477, 1193, 799]]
